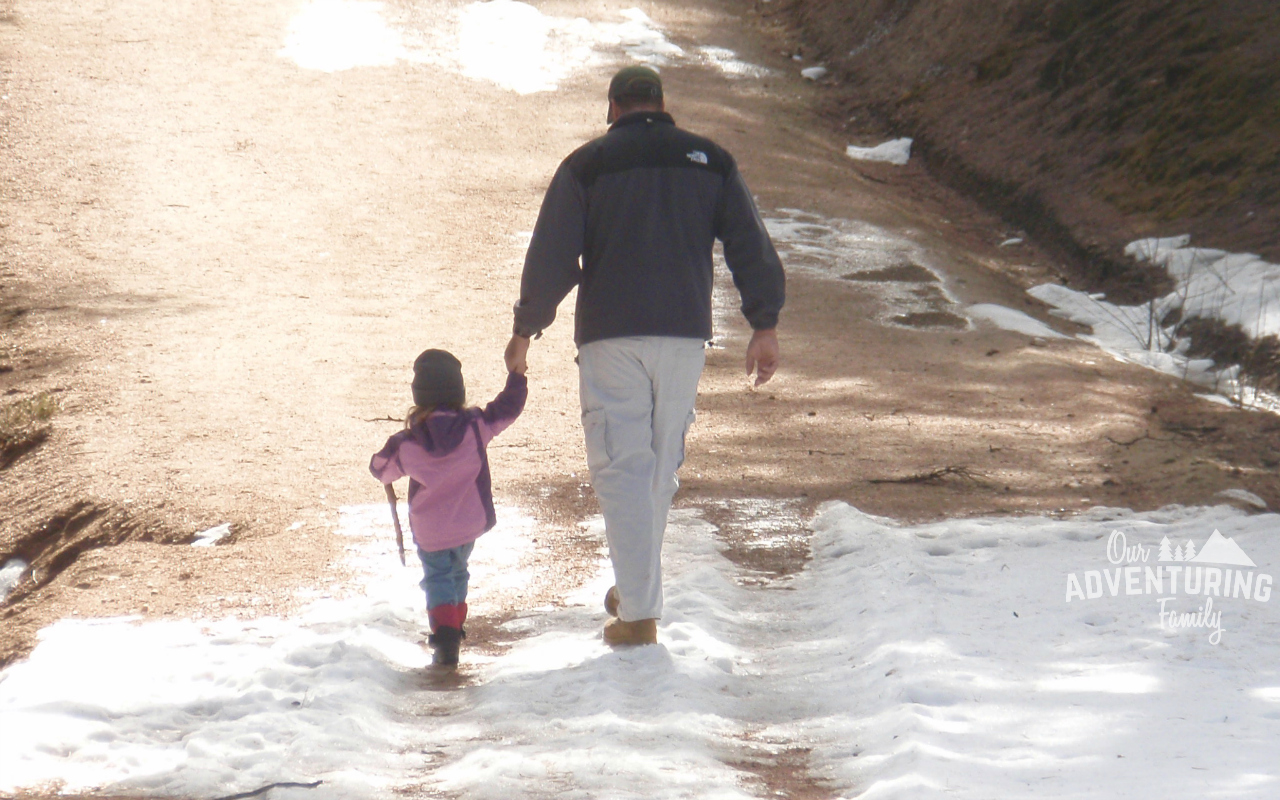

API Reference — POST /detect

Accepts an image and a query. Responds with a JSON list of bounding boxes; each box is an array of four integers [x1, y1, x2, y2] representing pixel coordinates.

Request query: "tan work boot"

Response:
[[603, 617, 657, 646], [604, 585, 620, 617]]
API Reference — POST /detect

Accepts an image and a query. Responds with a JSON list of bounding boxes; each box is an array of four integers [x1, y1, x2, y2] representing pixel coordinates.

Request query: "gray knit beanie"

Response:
[[411, 349, 465, 409]]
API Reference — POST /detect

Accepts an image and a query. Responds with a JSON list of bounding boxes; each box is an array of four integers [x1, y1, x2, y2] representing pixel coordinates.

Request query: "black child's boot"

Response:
[[427, 603, 466, 668], [428, 626, 464, 667]]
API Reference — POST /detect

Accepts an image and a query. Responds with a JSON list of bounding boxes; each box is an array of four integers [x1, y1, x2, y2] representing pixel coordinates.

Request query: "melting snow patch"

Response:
[[281, 0, 689, 93], [0, 558, 27, 602], [439, 4, 682, 94], [191, 523, 231, 547], [758, 209, 965, 329], [3, 501, 1279, 797], [420, 502, 1280, 797], [1196, 392, 1237, 407], [277, 2, 777, 93], [1126, 236, 1280, 339], [791, 502, 1280, 795], [1217, 488, 1268, 510], [1029, 236, 1280, 410], [1125, 235, 1192, 263], [967, 303, 1067, 339], [279, 0, 407, 72], [453, 0, 591, 94], [610, 8, 685, 64], [762, 208, 924, 279], [696, 46, 772, 78], [0, 504, 538, 798], [847, 137, 912, 165]]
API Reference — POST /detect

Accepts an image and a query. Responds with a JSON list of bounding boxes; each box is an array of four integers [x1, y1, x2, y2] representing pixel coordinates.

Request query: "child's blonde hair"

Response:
[[405, 400, 465, 429]]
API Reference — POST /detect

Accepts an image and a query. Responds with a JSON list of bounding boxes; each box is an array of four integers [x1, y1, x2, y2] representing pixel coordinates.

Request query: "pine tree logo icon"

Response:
[[1158, 530, 1256, 567]]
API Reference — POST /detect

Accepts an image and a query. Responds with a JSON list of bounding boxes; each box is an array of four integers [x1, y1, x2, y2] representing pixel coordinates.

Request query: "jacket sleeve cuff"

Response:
[[512, 321, 542, 339], [512, 300, 547, 339]]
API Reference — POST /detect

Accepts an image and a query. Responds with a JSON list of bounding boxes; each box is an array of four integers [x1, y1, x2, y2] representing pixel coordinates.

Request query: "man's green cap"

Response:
[[608, 65, 663, 101]]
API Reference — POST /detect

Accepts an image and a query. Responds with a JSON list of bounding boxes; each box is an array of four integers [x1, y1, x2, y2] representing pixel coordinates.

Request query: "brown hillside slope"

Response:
[[774, 0, 1279, 300]]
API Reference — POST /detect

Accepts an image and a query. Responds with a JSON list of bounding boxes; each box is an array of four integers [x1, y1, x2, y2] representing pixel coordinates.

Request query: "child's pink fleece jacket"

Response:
[[370, 372, 527, 552]]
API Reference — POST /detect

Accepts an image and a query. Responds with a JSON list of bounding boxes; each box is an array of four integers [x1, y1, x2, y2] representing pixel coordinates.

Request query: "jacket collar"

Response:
[[409, 409, 472, 454], [609, 110, 675, 131]]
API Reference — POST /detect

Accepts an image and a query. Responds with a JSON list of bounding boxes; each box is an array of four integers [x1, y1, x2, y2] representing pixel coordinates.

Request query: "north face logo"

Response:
[[687, 150, 709, 165]]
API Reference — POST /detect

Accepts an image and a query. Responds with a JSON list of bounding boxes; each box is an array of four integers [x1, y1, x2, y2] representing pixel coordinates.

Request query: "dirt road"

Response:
[[3, 0, 1278, 678]]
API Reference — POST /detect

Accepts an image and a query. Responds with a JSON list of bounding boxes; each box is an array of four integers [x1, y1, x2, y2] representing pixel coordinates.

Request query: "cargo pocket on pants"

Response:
[[582, 408, 609, 475], [675, 409, 696, 472]]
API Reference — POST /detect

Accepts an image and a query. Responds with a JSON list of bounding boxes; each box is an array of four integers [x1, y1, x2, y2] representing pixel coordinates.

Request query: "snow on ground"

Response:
[[0, 558, 26, 603], [278, 0, 680, 87], [1029, 281, 1207, 375], [846, 138, 913, 166], [424, 504, 1280, 799], [0, 505, 534, 799], [762, 208, 928, 280], [452, 4, 682, 94], [278, 0, 771, 94], [1126, 237, 1280, 340], [192, 523, 232, 547], [760, 208, 970, 331], [697, 45, 774, 79], [792, 503, 1279, 797], [1029, 237, 1280, 410], [279, 0, 408, 72], [967, 303, 1067, 339], [1216, 488, 1268, 511], [451, 0, 599, 95], [4, 500, 1278, 798]]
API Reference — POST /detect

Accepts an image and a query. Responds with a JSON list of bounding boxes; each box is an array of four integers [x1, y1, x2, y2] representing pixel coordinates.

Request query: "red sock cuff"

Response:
[[429, 603, 463, 630]]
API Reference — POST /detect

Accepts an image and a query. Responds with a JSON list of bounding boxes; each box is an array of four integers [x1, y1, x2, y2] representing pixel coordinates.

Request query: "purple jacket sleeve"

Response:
[[369, 431, 410, 483], [477, 372, 528, 442]]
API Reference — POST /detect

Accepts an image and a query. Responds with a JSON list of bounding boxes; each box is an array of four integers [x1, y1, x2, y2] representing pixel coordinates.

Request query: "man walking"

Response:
[[505, 66, 785, 646]]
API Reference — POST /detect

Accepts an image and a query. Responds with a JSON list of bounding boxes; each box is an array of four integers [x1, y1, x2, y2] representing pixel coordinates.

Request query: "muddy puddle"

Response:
[[688, 497, 811, 586], [759, 209, 972, 332]]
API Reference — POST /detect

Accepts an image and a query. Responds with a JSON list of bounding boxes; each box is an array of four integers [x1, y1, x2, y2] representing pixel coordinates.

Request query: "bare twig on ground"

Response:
[[1162, 422, 1220, 439], [1106, 430, 1173, 446], [869, 465, 987, 485], [210, 781, 323, 800], [1106, 431, 1152, 446]]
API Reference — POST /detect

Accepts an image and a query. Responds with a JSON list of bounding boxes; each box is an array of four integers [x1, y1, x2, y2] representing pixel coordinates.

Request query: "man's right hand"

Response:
[[745, 328, 780, 387], [505, 335, 531, 375]]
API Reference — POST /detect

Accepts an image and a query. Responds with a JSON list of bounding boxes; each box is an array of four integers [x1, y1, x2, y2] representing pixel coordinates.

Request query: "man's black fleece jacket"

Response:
[[513, 111, 785, 346]]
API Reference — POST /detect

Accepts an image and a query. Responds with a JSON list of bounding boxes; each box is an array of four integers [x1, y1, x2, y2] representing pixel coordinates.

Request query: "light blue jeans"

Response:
[[417, 541, 474, 610], [578, 336, 705, 621]]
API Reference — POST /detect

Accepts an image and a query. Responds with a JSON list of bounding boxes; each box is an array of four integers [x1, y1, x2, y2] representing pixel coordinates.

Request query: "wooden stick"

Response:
[[384, 483, 406, 566]]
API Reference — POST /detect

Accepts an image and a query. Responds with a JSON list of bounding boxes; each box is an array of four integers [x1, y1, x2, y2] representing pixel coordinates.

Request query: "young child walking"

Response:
[[370, 348, 527, 667]]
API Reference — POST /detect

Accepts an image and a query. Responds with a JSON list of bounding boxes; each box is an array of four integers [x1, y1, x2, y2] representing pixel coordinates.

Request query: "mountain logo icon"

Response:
[[1159, 530, 1256, 567]]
